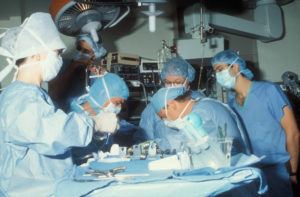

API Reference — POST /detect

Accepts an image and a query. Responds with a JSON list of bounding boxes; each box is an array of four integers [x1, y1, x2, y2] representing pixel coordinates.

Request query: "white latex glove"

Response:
[[92, 112, 119, 133]]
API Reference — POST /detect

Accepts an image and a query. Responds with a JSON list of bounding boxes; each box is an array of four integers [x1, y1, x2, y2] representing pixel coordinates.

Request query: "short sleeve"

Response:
[[267, 83, 291, 122]]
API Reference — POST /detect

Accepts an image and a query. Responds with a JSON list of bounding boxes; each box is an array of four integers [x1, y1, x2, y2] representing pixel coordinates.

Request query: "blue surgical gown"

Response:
[[138, 90, 208, 151], [190, 98, 249, 154], [139, 92, 250, 154], [139, 103, 180, 150], [0, 81, 94, 196], [229, 81, 292, 196], [70, 95, 142, 164]]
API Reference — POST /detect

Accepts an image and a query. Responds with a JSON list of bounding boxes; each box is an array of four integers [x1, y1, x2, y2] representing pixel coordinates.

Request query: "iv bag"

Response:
[[157, 42, 172, 70]]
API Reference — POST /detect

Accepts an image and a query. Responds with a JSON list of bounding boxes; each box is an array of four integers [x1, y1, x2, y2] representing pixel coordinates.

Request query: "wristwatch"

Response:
[[289, 172, 297, 176]]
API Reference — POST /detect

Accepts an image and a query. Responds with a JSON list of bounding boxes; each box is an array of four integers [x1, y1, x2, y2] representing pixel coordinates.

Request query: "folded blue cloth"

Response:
[[55, 154, 267, 196], [173, 167, 267, 195]]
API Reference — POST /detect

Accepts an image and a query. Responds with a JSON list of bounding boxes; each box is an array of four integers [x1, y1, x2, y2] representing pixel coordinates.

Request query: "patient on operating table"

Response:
[[150, 86, 251, 169]]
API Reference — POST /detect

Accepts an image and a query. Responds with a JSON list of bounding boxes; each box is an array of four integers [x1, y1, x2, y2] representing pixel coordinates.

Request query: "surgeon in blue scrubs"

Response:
[[0, 13, 117, 196], [70, 72, 130, 163], [211, 49, 299, 197], [150, 87, 250, 156], [139, 57, 206, 151]]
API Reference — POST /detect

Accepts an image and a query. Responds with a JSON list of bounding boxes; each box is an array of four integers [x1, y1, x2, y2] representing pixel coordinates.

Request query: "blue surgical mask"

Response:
[[103, 102, 121, 114], [163, 118, 185, 130], [73, 51, 92, 61], [42, 51, 63, 82], [216, 57, 240, 89], [216, 66, 236, 89], [18, 51, 62, 82]]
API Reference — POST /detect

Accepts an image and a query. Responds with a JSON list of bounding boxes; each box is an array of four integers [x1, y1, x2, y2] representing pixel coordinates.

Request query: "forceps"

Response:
[[85, 166, 126, 178]]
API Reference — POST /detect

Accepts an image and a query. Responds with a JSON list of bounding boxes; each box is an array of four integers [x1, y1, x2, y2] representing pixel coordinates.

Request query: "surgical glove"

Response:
[[92, 112, 119, 133]]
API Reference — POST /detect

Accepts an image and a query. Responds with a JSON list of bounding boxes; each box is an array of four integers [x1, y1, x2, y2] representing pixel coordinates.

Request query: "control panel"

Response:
[[110, 64, 140, 82], [110, 58, 161, 88], [139, 59, 161, 87], [104, 54, 162, 123]]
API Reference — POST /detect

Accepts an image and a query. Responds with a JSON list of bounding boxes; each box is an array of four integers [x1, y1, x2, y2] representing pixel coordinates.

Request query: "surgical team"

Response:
[[0, 12, 299, 197]]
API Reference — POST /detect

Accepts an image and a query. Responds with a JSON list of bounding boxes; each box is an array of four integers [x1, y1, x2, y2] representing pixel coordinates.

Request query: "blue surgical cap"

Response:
[[76, 34, 107, 59], [211, 49, 254, 80], [161, 57, 195, 82], [150, 87, 186, 113], [86, 73, 129, 108]]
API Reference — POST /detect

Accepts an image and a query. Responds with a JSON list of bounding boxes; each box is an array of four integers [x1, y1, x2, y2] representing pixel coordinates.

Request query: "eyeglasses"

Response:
[[214, 65, 227, 73], [164, 80, 186, 87]]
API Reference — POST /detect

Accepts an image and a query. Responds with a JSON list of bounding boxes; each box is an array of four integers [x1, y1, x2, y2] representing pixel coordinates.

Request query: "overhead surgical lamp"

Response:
[[49, 0, 131, 42]]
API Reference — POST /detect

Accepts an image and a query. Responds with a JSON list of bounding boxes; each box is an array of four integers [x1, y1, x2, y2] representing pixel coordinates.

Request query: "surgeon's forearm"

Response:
[[281, 107, 299, 177], [286, 131, 299, 174]]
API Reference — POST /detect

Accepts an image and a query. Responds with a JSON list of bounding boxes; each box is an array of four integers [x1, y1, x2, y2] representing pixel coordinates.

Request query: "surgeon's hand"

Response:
[[92, 112, 119, 133], [290, 175, 298, 185]]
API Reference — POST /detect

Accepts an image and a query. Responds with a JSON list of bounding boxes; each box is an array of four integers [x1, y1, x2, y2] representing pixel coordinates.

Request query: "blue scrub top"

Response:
[[229, 81, 290, 165]]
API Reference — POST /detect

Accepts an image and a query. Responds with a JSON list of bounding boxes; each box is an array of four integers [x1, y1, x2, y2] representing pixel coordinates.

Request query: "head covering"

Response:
[[0, 12, 66, 81], [0, 12, 66, 60], [76, 34, 107, 59], [190, 90, 206, 100], [160, 57, 195, 83], [86, 73, 129, 109], [150, 87, 186, 113], [211, 49, 254, 80]]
